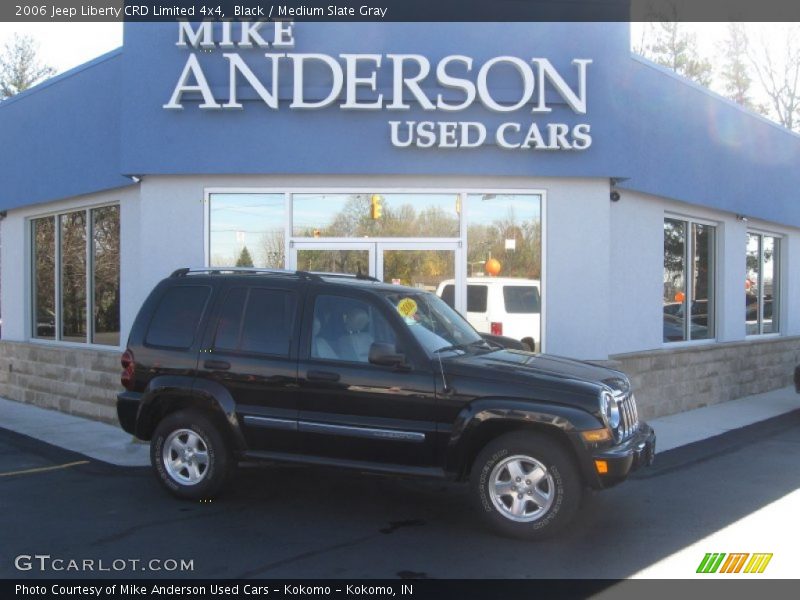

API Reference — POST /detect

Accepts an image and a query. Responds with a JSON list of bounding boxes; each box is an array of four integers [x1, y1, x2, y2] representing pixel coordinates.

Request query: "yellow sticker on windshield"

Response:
[[397, 298, 418, 318]]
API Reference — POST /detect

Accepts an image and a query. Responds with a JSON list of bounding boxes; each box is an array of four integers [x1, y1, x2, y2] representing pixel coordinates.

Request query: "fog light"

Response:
[[581, 429, 612, 442], [594, 460, 609, 474]]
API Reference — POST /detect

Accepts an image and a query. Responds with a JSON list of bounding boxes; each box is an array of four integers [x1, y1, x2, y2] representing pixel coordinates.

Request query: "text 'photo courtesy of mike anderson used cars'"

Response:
[[117, 268, 655, 539]]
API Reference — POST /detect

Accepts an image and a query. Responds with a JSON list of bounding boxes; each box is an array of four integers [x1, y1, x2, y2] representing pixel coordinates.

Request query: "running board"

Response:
[[241, 450, 448, 479]]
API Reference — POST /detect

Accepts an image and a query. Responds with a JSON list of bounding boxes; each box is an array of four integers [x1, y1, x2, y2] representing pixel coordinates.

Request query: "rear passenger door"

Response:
[[196, 283, 302, 453]]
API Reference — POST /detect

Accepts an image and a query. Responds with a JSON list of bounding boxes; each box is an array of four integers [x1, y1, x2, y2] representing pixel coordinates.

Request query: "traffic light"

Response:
[[370, 194, 383, 220]]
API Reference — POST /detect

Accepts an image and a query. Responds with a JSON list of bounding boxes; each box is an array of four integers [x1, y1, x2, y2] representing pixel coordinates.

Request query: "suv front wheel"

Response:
[[151, 409, 234, 499], [471, 431, 582, 539]]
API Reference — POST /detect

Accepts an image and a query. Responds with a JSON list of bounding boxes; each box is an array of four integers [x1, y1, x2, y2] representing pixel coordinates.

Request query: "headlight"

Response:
[[599, 390, 621, 430]]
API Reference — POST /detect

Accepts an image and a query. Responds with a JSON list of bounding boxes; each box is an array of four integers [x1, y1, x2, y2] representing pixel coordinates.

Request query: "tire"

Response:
[[150, 409, 235, 500], [470, 431, 582, 539]]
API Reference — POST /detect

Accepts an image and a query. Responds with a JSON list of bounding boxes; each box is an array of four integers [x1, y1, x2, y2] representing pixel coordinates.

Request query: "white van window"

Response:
[[503, 286, 540, 314]]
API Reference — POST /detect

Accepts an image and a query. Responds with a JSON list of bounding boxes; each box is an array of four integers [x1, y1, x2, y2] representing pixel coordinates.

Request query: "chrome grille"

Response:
[[616, 392, 639, 440]]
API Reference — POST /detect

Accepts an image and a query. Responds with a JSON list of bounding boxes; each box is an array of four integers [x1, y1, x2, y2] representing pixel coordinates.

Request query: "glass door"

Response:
[[290, 242, 376, 278]]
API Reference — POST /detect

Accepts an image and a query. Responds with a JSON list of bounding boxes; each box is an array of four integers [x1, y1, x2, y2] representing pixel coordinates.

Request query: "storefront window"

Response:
[[32, 217, 56, 340], [463, 193, 542, 351], [93, 206, 121, 345], [292, 193, 460, 238], [663, 217, 715, 342], [30, 205, 120, 346], [209, 193, 285, 268], [746, 232, 780, 335]]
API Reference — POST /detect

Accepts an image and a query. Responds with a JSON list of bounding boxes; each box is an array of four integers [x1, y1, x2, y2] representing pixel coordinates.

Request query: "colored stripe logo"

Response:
[[697, 553, 773, 574]]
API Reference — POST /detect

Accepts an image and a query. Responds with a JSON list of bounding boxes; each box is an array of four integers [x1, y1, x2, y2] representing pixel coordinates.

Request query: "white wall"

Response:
[[3, 173, 799, 360]]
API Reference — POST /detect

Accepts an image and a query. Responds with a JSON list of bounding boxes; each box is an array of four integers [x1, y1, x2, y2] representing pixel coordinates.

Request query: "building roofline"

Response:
[[629, 52, 800, 141], [0, 47, 122, 109]]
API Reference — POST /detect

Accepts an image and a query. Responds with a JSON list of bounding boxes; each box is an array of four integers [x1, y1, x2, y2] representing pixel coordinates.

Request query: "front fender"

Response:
[[444, 397, 602, 474]]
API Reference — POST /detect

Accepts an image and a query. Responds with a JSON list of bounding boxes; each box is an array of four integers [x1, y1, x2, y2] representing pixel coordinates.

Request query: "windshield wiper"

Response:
[[433, 339, 493, 355]]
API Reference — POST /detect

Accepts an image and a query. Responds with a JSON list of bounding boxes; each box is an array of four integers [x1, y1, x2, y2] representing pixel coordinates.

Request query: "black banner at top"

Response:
[[2, 0, 800, 22]]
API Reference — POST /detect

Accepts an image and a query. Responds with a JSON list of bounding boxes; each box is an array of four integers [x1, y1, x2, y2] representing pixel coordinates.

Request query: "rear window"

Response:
[[145, 286, 211, 349], [213, 287, 296, 356], [503, 286, 541, 314], [440, 284, 488, 313]]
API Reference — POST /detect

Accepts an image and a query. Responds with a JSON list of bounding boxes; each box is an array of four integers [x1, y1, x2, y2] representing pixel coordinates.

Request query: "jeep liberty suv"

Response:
[[117, 268, 655, 539]]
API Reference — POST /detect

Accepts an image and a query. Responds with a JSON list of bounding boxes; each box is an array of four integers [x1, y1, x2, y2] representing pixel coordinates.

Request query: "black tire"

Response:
[[470, 431, 582, 539], [150, 409, 235, 500]]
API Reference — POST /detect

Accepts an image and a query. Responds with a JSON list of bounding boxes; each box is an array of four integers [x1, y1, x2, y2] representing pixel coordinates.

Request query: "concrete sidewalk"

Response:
[[1, 386, 798, 467]]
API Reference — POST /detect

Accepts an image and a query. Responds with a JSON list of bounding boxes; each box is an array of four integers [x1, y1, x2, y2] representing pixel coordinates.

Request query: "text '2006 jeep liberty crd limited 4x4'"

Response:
[[117, 268, 655, 539]]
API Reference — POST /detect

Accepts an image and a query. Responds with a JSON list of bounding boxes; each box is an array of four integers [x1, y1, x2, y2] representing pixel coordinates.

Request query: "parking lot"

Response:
[[1, 411, 799, 579]]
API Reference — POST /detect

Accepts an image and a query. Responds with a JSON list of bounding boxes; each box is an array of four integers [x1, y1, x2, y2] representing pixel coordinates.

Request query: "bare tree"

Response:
[[747, 25, 800, 132], [718, 23, 765, 114], [0, 33, 55, 99], [639, 21, 713, 87]]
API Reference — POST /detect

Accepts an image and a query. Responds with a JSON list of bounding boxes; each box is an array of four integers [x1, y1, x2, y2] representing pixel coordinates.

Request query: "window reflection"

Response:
[[60, 211, 87, 343], [92, 206, 120, 346], [32, 217, 56, 339], [292, 193, 459, 238], [747, 233, 779, 335], [209, 193, 285, 268], [461, 194, 542, 351]]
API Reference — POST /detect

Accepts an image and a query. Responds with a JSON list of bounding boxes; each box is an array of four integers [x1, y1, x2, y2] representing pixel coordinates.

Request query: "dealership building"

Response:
[[1, 21, 798, 423]]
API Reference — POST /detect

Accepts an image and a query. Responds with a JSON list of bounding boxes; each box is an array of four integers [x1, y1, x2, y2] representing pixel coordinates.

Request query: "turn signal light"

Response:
[[581, 429, 612, 442], [594, 460, 609, 474]]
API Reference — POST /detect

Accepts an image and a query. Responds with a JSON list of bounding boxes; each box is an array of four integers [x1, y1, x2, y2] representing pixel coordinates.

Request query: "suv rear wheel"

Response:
[[470, 431, 581, 539], [151, 409, 234, 499]]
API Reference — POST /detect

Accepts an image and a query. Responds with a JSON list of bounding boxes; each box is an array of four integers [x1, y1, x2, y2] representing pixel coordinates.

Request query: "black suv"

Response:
[[117, 268, 655, 539]]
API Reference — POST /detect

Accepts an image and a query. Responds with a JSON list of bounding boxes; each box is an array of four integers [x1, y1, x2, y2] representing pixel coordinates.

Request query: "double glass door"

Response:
[[289, 241, 462, 303]]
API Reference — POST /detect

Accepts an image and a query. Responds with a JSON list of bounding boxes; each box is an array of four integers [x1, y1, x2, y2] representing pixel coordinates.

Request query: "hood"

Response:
[[443, 349, 629, 396]]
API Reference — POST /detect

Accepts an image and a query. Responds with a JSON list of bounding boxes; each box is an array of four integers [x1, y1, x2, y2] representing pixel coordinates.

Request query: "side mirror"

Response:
[[369, 342, 407, 368]]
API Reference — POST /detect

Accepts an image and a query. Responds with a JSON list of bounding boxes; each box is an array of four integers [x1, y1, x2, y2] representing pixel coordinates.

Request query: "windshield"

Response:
[[384, 292, 487, 356]]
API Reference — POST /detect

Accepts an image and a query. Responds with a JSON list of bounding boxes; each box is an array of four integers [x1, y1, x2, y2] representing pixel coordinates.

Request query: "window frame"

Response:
[[27, 202, 121, 349], [662, 213, 719, 346], [745, 229, 782, 337]]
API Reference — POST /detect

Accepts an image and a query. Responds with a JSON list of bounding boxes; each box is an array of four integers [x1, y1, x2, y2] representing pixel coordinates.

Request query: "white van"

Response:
[[436, 277, 541, 352]]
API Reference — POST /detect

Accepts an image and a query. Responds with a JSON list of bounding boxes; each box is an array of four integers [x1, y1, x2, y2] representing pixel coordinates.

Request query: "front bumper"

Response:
[[578, 422, 656, 489]]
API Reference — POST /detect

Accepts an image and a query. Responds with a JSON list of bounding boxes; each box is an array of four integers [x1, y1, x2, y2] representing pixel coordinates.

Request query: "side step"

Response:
[[242, 450, 448, 479]]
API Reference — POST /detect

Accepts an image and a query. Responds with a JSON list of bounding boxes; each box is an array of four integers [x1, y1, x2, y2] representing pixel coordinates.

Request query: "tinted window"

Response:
[[146, 286, 210, 349], [503, 286, 540, 314], [467, 285, 488, 313], [239, 288, 296, 356], [213, 287, 248, 350]]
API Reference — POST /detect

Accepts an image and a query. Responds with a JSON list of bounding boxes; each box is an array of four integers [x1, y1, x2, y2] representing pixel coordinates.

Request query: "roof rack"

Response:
[[169, 267, 380, 283], [170, 267, 317, 279]]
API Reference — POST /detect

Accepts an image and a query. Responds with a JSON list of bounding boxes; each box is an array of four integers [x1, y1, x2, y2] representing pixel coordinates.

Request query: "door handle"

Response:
[[307, 370, 341, 383], [204, 360, 231, 371]]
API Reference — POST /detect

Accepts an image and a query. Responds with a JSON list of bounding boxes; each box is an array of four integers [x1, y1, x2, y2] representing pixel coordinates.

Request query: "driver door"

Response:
[[296, 289, 439, 467]]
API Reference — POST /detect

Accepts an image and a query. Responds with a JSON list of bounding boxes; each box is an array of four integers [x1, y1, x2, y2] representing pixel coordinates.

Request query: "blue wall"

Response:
[[0, 51, 133, 211], [1, 22, 799, 228]]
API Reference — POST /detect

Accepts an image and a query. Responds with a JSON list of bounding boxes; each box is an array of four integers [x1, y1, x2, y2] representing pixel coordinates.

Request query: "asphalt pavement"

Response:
[[1, 390, 799, 579]]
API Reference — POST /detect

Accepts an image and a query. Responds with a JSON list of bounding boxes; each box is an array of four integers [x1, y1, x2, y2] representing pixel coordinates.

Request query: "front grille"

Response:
[[617, 393, 639, 440]]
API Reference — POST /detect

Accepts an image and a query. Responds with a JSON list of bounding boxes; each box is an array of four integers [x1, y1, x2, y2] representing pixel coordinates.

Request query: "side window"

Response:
[[213, 287, 296, 356], [212, 287, 247, 351], [503, 286, 541, 314], [145, 286, 210, 349], [467, 285, 488, 313], [311, 295, 397, 363], [440, 284, 455, 308]]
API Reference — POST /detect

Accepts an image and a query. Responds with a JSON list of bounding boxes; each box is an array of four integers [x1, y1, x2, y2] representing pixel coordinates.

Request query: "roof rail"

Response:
[[169, 267, 382, 283], [169, 267, 319, 280]]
